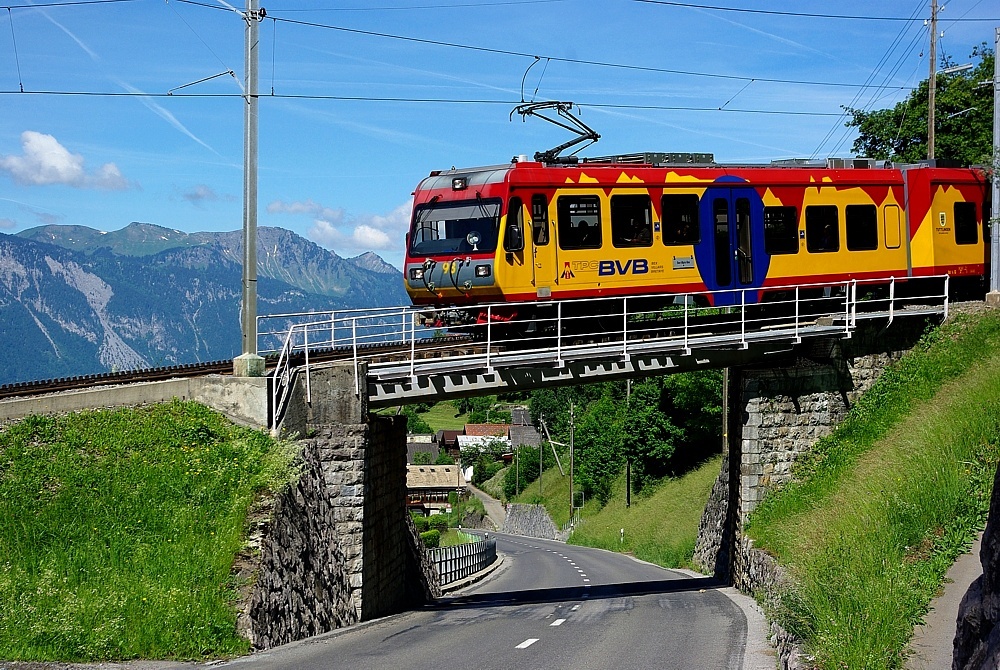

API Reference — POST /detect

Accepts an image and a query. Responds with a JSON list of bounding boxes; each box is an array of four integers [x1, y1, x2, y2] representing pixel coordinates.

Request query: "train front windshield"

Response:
[[408, 198, 501, 257]]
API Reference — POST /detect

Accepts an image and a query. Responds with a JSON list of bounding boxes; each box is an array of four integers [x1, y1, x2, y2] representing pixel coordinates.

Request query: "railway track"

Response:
[[0, 336, 477, 401]]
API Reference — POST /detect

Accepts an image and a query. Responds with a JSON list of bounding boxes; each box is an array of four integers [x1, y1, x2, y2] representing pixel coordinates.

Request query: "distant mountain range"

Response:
[[0, 222, 406, 385]]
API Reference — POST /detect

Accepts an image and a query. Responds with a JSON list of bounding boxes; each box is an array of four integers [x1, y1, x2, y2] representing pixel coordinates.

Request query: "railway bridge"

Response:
[[0, 276, 953, 647], [236, 275, 947, 646]]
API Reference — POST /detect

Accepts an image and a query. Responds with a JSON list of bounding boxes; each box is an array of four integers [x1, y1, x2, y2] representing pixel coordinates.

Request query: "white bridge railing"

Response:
[[264, 275, 949, 427]]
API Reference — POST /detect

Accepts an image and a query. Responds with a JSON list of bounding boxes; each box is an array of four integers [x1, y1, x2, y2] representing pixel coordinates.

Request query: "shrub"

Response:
[[420, 529, 440, 548], [411, 515, 430, 532], [429, 515, 449, 532]]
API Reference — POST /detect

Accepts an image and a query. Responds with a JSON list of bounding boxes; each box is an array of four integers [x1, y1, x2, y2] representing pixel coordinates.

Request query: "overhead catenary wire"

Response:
[[1, 0, 137, 8], [6, 8, 23, 92], [276, 0, 569, 11], [826, 23, 930, 157], [172, 1, 919, 94], [0, 88, 848, 116], [811, 0, 927, 158], [3, 0, 989, 159], [632, 0, 998, 23], [164, 0, 237, 79]]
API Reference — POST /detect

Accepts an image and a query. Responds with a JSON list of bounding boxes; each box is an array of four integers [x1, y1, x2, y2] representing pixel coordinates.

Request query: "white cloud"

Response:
[[0, 218, 15, 230], [0, 131, 131, 190], [269, 198, 412, 257], [352, 224, 392, 249], [183, 184, 220, 204], [267, 198, 345, 224]]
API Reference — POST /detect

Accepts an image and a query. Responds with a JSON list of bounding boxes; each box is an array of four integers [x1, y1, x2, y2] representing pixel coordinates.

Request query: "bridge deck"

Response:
[[261, 276, 949, 419]]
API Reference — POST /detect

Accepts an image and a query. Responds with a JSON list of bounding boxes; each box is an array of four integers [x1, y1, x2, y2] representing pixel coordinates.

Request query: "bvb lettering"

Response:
[[598, 259, 649, 276]]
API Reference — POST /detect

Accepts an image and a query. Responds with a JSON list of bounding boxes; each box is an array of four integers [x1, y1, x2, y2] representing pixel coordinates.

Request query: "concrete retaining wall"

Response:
[[501, 503, 559, 539], [0, 375, 269, 429]]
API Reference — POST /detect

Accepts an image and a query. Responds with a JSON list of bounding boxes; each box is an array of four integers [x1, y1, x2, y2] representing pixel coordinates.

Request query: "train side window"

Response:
[[955, 202, 978, 245], [662, 194, 700, 245], [846, 204, 878, 251], [557, 196, 602, 250], [805, 205, 839, 253], [763, 206, 798, 254], [531, 194, 549, 246], [883, 205, 902, 249], [504, 197, 524, 252], [610, 194, 653, 248]]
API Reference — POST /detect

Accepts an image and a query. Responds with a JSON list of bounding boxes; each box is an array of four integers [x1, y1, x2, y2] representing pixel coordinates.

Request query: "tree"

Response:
[[846, 44, 994, 166], [434, 450, 455, 465], [400, 405, 432, 434], [574, 395, 626, 504], [621, 380, 683, 493], [412, 451, 433, 465]]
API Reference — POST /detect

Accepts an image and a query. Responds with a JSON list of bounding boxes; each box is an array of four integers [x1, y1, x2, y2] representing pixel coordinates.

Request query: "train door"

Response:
[[699, 187, 763, 304], [709, 191, 755, 289], [501, 196, 530, 295], [529, 193, 558, 297]]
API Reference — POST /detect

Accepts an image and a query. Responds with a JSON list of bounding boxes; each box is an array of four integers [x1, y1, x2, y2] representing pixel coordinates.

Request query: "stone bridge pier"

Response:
[[693, 321, 928, 587], [247, 362, 439, 650]]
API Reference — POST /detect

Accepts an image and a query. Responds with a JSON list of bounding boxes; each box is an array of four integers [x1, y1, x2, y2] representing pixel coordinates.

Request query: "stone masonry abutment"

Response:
[[694, 320, 929, 582], [247, 362, 439, 649], [692, 321, 930, 668]]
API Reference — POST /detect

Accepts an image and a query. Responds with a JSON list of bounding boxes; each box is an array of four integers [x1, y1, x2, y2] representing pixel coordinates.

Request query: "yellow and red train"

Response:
[[403, 153, 988, 321]]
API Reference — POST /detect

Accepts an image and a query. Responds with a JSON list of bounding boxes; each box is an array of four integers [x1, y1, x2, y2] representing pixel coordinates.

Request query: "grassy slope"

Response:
[[567, 457, 722, 569], [747, 307, 1000, 670], [0, 401, 295, 662], [418, 402, 468, 431], [506, 454, 722, 569]]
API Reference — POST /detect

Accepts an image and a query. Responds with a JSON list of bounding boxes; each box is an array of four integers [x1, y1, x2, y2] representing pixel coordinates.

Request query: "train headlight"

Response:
[[475, 264, 491, 278], [410, 267, 425, 280], [452, 177, 467, 191]]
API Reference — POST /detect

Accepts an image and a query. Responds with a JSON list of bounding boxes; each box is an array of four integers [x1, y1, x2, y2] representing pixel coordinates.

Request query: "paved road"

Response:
[[907, 533, 984, 669], [468, 483, 505, 529], [222, 533, 755, 670]]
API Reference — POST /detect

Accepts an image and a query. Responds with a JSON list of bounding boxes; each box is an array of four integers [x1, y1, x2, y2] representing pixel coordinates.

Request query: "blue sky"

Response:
[[0, 0, 995, 268]]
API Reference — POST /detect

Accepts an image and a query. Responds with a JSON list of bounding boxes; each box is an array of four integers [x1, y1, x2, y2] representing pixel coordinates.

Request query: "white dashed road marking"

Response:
[[516, 638, 539, 649], [551, 619, 566, 627]]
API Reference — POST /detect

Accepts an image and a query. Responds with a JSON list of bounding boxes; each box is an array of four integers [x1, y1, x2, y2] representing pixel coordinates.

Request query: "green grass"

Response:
[[479, 463, 509, 502], [747, 309, 1000, 669], [417, 402, 469, 431], [439, 530, 480, 547], [511, 460, 595, 528], [568, 456, 722, 569], [504, 453, 721, 569], [0, 400, 297, 662]]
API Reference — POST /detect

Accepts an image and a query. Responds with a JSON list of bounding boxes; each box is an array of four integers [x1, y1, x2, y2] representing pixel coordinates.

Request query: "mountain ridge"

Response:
[[1, 224, 407, 385]]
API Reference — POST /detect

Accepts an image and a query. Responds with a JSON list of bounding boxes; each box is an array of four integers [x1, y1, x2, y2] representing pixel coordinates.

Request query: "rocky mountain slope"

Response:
[[0, 223, 406, 385]]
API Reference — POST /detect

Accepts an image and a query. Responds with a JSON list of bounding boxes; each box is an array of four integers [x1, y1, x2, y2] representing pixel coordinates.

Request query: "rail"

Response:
[[266, 275, 950, 421], [428, 533, 497, 587]]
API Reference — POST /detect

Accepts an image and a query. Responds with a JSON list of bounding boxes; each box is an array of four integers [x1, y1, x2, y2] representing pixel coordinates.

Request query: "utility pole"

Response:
[[569, 402, 575, 523], [989, 26, 1000, 303], [927, 0, 939, 161], [515, 445, 519, 497], [625, 379, 631, 508], [234, 0, 265, 377]]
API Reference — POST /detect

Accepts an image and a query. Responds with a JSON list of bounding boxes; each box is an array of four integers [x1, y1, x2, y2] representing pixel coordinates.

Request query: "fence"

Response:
[[428, 533, 497, 587]]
